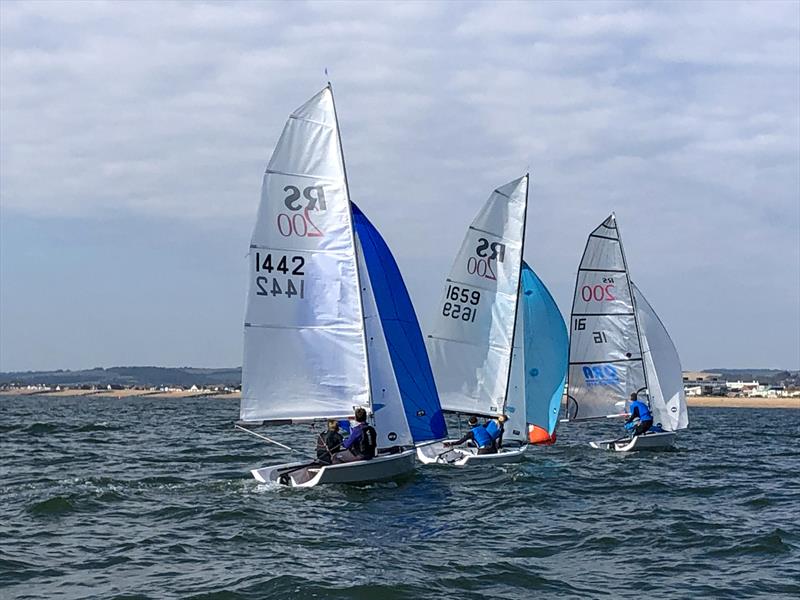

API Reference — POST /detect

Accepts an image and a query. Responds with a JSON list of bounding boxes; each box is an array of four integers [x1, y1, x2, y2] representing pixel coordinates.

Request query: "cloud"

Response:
[[1, 0, 798, 370]]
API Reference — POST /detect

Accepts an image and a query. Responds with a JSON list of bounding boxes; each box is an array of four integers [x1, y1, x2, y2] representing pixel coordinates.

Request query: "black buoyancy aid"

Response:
[[356, 425, 377, 459]]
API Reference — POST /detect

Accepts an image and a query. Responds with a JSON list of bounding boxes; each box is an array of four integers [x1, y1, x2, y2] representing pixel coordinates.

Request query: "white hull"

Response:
[[589, 431, 676, 452], [416, 440, 527, 467], [251, 449, 416, 487]]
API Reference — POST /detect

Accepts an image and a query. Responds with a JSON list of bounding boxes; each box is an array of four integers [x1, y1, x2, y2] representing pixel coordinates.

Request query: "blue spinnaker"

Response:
[[521, 262, 568, 435], [352, 203, 448, 442]]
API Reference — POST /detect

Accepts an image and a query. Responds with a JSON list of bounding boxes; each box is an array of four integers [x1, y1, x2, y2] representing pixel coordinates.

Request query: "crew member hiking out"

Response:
[[444, 416, 497, 455], [316, 420, 343, 465], [333, 407, 377, 464], [626, 393, 654, 436]]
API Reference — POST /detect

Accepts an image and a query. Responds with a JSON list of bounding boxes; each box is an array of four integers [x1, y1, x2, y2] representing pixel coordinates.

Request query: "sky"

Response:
[[1, 0, 798, 372]]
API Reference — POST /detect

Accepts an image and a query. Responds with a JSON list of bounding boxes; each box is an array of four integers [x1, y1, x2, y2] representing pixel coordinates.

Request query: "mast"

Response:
[[501, 173, 529, 415], [328, 81, 374, 412], [613, 213, 650, 403]]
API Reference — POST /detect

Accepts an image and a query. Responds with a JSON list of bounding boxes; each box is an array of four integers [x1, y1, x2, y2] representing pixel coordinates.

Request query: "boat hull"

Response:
[[251, 449, 416, 487], [416, 440, 527, 467], [589, 431, 676, 452]]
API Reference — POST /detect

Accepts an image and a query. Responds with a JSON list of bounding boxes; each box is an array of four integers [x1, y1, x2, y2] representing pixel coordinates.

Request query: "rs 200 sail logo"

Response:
[[277, 184, 326, 238], [467, 238, 506, 281], [582, 364, 619, 386]]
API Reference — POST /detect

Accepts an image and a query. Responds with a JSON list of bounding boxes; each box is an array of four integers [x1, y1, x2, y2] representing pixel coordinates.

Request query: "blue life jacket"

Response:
[[630, 399, 653, 422], [485, 420, 501, 441], [471, 425, 493, 448]]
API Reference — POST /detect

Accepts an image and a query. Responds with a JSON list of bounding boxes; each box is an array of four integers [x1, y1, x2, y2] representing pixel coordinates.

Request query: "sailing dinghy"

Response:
[[240, 86, 446, 486], [563, 214, 688, 451], [418, 176, 531, 467]]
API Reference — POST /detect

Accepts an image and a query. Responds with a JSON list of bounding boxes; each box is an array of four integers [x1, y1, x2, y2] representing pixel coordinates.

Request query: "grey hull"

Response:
[[589, 431, 677, 452], [251, 449, 416, 487]]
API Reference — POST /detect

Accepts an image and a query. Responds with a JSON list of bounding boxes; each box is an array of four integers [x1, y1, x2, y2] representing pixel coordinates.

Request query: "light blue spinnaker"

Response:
[[521, 262, 568, 436], [352, 203, 448, 443]]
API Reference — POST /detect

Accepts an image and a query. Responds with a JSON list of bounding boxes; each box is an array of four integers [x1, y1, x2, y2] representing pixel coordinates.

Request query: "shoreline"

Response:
[[0, 390, 797, 409]]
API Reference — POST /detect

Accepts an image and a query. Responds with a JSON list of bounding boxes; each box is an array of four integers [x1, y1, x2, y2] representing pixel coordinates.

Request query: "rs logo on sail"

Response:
[[277, 184, 326, 238], [582, 365, 619, 386]]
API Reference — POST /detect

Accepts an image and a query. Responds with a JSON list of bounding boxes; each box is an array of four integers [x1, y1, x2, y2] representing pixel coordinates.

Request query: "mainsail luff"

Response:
[[614, 215, 650, 399], [501, 173, 529, 416], [329, 83, 374, 411]]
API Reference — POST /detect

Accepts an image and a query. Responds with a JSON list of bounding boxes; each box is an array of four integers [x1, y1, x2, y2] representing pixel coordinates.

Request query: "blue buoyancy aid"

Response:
[[630, 399, 653, 422], [471, 425, 493, 448], [485, 420, 501, 440]]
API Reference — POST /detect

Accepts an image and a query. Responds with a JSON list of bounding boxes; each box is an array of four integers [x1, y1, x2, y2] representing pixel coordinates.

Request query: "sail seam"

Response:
[[249, 244, 348, 255], [428, 334, 511, 352], [572, 312, 635, 317], [264, 169, 341, 181], [589, 233, 619, 242], [569, 358, 643, 365], [467, 225, 521, 244], [288, 114, 332, 128], [578, 268, 627, 273]]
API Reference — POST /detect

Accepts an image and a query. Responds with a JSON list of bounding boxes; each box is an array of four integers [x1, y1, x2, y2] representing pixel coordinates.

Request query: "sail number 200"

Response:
[[442, 284, 481, 323]]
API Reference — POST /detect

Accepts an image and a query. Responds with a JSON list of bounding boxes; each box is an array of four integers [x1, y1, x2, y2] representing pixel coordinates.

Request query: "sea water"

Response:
[[1, 395, 798, 599]]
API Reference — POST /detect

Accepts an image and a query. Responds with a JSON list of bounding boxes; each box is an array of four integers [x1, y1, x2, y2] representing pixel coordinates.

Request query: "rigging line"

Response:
[[234, 424, 318, 461]]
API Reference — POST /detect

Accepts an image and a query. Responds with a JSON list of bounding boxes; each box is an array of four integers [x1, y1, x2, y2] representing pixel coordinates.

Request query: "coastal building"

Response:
[[682, 371, 726, 396]]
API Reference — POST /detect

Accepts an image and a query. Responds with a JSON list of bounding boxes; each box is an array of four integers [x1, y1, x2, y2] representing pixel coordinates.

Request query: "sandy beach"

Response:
[[0, 390, 796, 409]]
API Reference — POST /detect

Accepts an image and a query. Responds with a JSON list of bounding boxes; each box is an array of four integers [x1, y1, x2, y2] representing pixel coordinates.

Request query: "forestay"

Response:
[[241, 86, 369, 423], [427, 176, 528, 417], [352, 203, 448, 446], [566, 214, 646, 420], [520, 262, 568, 436], [632, 283, 689, 431]]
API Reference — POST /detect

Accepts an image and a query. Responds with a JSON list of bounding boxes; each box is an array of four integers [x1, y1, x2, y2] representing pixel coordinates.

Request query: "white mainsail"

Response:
[[241, 86, 369, 423], [632, 283, 689, 431], [566, 214, 647, 420], [427, 175, 528, 417]]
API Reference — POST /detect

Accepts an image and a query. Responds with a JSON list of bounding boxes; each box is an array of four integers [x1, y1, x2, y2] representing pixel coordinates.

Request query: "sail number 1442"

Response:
[[254, 252, 305, 299]]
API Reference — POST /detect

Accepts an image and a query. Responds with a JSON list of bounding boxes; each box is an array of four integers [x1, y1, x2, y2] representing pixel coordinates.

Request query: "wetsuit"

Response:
[[316, 430, 343, 464], [626, 399, 653, 436], [333, 423, 377, 463], [447, 425, 497, 455]]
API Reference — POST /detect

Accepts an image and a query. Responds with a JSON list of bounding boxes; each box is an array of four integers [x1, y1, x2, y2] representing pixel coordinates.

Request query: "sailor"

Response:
[[485, 415, 508, 449], [315, 420, 343, 465], [625, 393, 654, 436], [443, 416, 497, 455], [332, 407, 377, 463]]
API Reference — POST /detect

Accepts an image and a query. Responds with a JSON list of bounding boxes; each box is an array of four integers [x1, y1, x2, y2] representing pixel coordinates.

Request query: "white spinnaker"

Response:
[[502, 295, 527, 442], [566, 215, 646, 420], [355, 235, 414, 448], [632, 283, 688, 431], [241, 87, 369, 422], [427, 176, 528, 416]]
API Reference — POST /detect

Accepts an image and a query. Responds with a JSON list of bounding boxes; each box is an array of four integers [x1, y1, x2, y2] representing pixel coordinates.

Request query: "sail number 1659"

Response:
[[442, 284, 481, 323]]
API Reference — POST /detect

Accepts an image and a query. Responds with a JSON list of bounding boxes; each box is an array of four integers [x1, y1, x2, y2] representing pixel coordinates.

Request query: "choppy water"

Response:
[[1, 395, 798, 599]]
